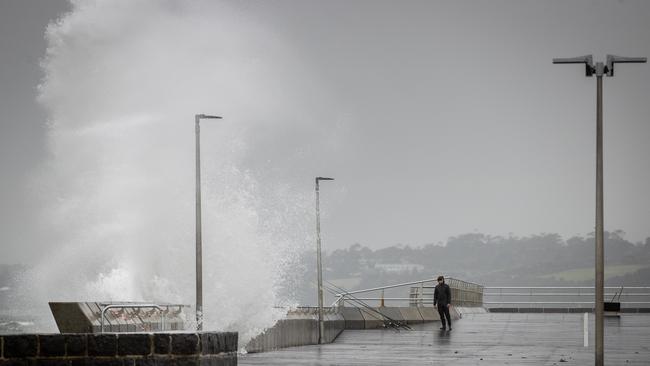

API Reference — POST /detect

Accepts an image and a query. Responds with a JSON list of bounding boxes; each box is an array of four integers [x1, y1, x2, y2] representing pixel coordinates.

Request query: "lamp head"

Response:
[[553, 55, 595, 76], [606, 55, 647, 76], [196, 114, 223, 120], [194, 114, 221, 121]]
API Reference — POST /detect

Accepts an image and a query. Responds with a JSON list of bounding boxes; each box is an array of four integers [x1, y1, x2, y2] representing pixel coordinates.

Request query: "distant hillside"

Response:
[[286, 231, 650, 305]]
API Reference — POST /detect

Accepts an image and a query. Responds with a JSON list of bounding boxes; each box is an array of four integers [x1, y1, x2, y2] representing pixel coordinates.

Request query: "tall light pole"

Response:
[[553, 55, 646, 366], [315, 176, 334, 344], [195, 113, 222, 331]]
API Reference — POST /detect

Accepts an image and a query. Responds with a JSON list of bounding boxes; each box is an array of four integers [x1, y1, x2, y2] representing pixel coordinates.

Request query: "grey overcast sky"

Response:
[[1, 0, 650, 265]]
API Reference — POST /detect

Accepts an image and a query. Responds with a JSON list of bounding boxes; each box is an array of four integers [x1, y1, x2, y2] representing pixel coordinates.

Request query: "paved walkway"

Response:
[[239, 313, 650, 365]]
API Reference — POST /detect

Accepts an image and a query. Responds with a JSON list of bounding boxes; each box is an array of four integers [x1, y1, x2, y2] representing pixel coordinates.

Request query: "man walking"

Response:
[[433, 275, 452, 330]]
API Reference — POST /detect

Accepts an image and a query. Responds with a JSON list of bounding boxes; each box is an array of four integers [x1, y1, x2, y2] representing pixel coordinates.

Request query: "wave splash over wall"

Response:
[[24, 0, 339, 343]]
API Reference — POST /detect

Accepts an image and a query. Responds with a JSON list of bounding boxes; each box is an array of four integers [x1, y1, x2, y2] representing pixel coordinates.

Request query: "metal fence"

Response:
[[483, 286, 650, 310], [97, 302, 187, 332], [330, 281, 650, 310], [332, 277, 484, 307], [409, 278, 483, 307]]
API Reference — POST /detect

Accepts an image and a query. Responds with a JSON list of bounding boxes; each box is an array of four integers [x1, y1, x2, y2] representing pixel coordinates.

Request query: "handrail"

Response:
[[484, 301, 650, 304], [333, 277, 484, 307], [333, 278, 438, 297], [484, 293, 650, 296], [334, 277, 483, 296], [484, 286, 650, 308], [100, 304, 165, 333], [485, 286, 650, 289], [351, 297, 482, 302], [338, 283, 650, 308]]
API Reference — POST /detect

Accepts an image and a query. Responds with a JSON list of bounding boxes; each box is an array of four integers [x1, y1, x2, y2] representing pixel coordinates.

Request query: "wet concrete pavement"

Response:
[[240, 313, 650, 365]]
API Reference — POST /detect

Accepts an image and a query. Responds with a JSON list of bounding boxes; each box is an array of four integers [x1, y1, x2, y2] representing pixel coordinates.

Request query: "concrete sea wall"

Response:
[[0, 332, 238, 366], [245, 307, 342, 353], [245, 306, 462, 353]]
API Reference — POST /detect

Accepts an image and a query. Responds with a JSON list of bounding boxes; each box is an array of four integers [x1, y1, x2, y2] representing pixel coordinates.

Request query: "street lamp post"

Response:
[[315, 176, 334, 344], [553, 55, 646, 366], [195, 113, 222, 331]]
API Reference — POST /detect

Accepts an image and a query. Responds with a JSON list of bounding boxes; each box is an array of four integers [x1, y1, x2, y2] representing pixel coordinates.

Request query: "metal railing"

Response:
[[484, 286, 650, 309], [329, 281, 650, 309], [332, 277, 484, 307], [409, 278, 484, 307], [100, 304, 166, 333]]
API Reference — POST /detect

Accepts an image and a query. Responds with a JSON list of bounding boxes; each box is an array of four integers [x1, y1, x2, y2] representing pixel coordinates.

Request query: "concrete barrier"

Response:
[[359, 307, 386, 329], [245, 305, 466, 353], [0, 332, 237, 365], [374, 307, 405, 325], [454, 306, 488, 315], [399, 307, 424, 324], [417, 306, 440, 322], [450, 306, 462, 319], [377, 307, 404, 321], [245, 308, 344, 353], [340, 307, 365, 329], [324, 312, 345, 342]]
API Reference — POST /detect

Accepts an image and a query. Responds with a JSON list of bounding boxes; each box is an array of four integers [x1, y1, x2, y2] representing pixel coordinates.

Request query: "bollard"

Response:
[[583, 312, 588, 347]]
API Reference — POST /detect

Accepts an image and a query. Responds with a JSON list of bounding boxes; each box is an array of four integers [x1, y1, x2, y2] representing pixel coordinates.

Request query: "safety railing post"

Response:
[[100, 304, 166, 333], [419, 281, 424, 307]]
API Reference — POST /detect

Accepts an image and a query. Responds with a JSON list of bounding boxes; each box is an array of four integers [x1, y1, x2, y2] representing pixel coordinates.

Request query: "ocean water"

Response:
[[0, 316, 37, 334]]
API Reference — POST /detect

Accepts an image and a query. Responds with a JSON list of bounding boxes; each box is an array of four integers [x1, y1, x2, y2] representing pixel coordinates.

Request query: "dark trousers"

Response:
[[437, 305, 451, 328]]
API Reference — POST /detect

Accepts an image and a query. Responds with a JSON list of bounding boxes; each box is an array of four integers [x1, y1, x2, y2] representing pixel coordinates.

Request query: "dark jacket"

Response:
[[434, 283, 452, 307]]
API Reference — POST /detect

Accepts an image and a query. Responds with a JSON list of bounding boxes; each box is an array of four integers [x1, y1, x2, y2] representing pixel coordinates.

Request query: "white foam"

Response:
[[19, 0, 338, 344]]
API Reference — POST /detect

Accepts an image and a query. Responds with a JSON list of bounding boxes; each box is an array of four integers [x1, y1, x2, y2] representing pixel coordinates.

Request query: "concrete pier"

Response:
[[240, 313, 650, 365], [245, 306, 461, 353]]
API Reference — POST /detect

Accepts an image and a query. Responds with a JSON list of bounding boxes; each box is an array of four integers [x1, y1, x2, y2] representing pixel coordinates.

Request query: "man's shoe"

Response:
[[448, 327, 452, 331], [439, 327, 446, 330]]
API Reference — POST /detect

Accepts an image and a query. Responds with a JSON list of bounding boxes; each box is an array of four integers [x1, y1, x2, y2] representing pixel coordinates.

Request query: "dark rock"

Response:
[[200, 334, 220, 355], [117, 334, 151, 356], [133, 358, 155, 366], [171, 334, 198, 355], [4, 335, 38, 358], [216, 334, 226, 354], [153, 334, 170, 355], [88, 334, 117, 357], [174, 357, 199, 366], [199, 355, 237, 366], [223, 333, 237, 353], [65, 335, 87, 357], [39, 335, 66, 357], [89, 358, 122, 366], [2, 359, 29, 366], [32, 359, 69, 366], [69, 359, 90, 366], [151, 357, 172, 366]]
